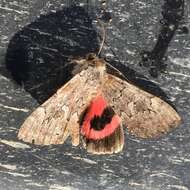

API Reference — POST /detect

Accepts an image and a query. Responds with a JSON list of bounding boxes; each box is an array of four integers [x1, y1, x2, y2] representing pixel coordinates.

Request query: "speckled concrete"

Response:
[[0, 1, 190, 190]]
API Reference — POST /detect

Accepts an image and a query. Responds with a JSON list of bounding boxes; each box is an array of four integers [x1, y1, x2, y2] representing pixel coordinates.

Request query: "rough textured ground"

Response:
[[0, 0, 190, 190]]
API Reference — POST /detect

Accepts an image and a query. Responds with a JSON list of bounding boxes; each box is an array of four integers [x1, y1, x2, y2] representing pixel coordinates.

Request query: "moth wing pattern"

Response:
[[18, 55, 182, 154], [83, 124, 124, 155], [103, 73, 181, 138], [18, 68, 101, 146], [81, 95, 124, 154]]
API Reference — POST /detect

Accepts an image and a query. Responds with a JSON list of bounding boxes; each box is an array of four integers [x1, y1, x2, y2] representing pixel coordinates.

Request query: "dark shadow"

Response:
[[140, 0, 188, 77], [4, 4, 176, 110], [5, 6, 99, 103]]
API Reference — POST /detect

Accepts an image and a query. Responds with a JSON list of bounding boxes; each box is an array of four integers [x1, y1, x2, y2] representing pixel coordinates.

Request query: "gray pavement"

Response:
[[0, 1, 190, 190]]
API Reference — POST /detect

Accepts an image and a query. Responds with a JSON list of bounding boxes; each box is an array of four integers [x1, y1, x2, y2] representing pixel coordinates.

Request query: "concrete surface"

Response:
[[0, 0, 190, 190]]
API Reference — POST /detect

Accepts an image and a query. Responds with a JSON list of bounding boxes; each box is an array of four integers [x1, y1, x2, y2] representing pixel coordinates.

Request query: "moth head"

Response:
[[86, 53, 106, 78]]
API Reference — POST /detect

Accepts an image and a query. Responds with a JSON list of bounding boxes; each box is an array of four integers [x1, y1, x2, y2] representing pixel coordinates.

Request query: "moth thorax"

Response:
[[95, 60, 106, 80]]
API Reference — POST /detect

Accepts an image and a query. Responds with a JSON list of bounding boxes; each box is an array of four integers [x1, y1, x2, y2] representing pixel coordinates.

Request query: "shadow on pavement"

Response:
[[3, 5, 176, 108]]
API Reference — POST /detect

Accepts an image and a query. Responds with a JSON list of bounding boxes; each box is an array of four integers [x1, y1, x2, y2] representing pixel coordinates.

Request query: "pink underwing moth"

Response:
[[18, 54, 181, 155]]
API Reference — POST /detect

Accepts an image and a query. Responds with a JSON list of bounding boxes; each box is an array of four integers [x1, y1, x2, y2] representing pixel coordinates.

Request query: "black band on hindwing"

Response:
[[90, 107, 115, 131]]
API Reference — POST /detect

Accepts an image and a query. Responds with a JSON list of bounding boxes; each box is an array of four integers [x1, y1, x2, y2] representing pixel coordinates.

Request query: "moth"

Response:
[[18, 54, 181, 154]]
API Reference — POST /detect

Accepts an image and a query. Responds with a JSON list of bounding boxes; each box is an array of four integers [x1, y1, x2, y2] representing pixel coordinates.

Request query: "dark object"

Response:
[[5, 6, 99, 103], [99, 11, 112, 23], [90, 107, 115, 131], [5, 4, 172, 106], [140, 0, 186, 77]]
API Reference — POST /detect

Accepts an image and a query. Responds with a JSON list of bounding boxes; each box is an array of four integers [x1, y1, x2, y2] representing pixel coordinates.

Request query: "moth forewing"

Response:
[[18, 64, 102, 146], [103, 73, 181, 138]]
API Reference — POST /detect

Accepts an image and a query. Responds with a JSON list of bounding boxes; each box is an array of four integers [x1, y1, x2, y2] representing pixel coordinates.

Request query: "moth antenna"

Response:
[[97, 19, 106, 56], [97, 0, 111, 56]]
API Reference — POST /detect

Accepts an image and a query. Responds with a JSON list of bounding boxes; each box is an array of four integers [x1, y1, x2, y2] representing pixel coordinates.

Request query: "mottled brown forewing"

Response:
[[103, 74, 181, 138], [18, 67, 101, 146]]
